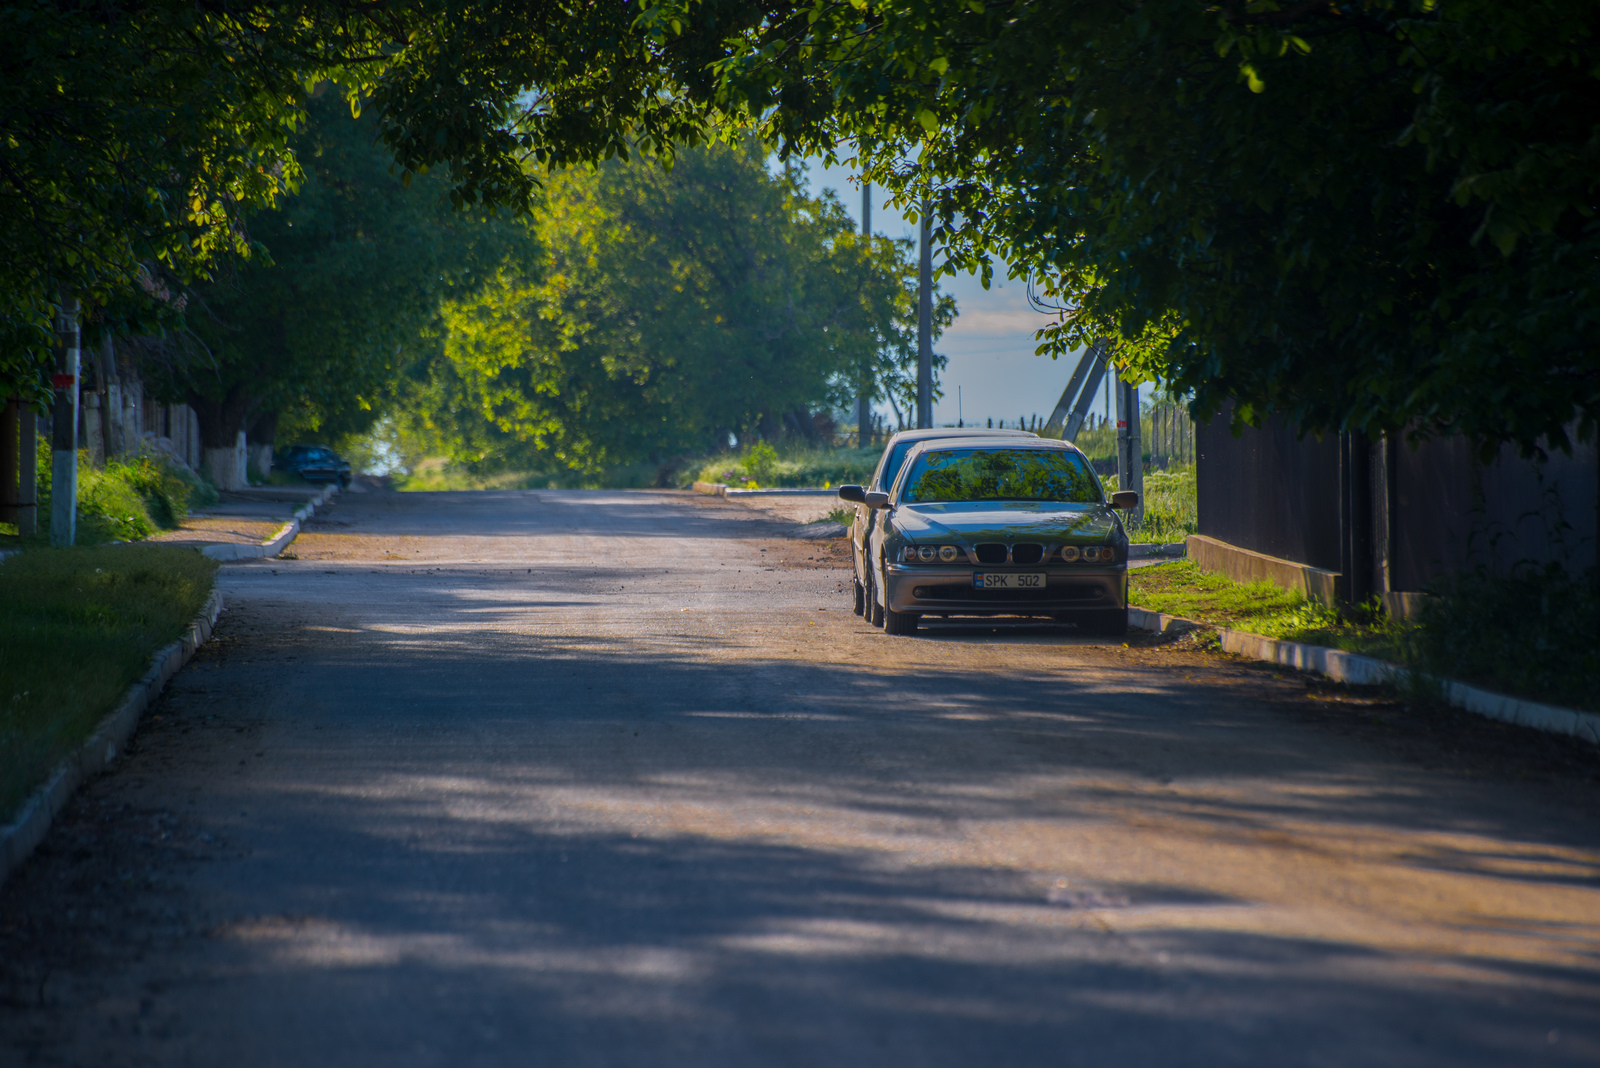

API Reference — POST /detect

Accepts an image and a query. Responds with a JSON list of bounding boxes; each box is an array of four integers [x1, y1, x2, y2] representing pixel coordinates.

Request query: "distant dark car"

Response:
[[277, 445, 351, 486]]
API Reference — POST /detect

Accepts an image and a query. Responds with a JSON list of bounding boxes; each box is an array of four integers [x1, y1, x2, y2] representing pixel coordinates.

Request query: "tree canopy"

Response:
[[403, 142, 945, 477], [349, 0, 1599, 455]]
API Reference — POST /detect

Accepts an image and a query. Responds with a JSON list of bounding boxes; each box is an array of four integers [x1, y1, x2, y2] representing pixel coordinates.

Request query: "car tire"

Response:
[[853, 579, 865, 616], [1080, 610, 1129, 637], [883, 606, 919, 636], [868, 573, 885, 628]]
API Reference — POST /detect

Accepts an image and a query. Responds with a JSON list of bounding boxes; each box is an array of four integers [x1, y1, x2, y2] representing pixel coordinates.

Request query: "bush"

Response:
[[740, 440, 779, 484], [1407, 563, 1600, 712], [34, 440, 217, 544]]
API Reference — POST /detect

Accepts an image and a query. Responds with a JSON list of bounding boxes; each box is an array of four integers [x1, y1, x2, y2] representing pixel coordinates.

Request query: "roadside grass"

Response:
[[1128, 560, 1399, 657], [1409, 564, 1600, 714], [0, 545, 219, 820], [687, 443, 881, 490], [8, 440, 220, 547], [1130, 559, 1600, 713], [1104, 466, 1197, 544]]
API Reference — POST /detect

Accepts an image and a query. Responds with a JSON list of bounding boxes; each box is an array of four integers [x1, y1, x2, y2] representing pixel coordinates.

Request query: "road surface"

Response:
[[3, 488, 1598, 1065]]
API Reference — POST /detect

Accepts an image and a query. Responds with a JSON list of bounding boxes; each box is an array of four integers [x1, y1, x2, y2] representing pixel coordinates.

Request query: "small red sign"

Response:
[[51, 373, 75, 389], [1116, 420, 1127, 428]]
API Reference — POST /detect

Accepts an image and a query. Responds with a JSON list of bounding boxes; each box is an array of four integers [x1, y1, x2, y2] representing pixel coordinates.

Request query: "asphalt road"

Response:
[[4, 488, 1599, 1066]]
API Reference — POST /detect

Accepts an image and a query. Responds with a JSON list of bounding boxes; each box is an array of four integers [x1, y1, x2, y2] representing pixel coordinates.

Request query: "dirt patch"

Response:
[[147, 516, 283, 546]]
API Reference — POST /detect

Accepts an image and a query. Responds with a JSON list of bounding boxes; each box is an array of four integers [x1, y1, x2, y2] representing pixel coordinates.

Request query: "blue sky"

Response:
[[803, 158, 1129, 429]]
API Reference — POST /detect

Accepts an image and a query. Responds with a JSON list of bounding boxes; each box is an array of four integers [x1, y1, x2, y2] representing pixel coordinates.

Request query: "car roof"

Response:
[[903, 437, 1080, 458], [884, 427, 1039, 445]]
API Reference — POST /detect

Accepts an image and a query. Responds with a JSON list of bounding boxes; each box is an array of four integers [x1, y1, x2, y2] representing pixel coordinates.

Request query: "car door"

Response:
[[853, 441, 895, 587]]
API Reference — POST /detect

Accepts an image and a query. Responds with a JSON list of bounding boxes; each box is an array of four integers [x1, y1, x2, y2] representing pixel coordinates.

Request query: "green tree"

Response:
[[684, 0, 1600, 455], [408, 142, 942, 477], [135, 91, 504, 486], [344, 0, 1598, 456]]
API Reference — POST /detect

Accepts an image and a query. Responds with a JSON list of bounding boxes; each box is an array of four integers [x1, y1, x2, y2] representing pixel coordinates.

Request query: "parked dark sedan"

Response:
[[842, 427, 1038, 621], [277, 445, 352, 486], [840, 439, 1138, 636]]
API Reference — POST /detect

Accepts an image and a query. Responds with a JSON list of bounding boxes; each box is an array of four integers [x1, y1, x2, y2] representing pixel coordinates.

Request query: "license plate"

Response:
[[972, 572, 1047, 589]]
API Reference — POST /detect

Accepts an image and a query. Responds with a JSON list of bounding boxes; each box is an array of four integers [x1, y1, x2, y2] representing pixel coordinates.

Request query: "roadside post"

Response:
[[916, 199, 932, 429], [50, 295, 80, 547], [1114, 369, 1145, 530], [857, 182, 874, 447]]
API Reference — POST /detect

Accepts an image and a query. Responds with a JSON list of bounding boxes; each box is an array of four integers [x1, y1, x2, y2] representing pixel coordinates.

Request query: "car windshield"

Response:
[[899, 448, 1101, 504]]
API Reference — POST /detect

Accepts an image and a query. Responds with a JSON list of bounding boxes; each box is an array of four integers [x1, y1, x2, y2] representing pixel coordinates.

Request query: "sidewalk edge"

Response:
[[201, 483, 341, 561], [1127, 606, 1600, 745]]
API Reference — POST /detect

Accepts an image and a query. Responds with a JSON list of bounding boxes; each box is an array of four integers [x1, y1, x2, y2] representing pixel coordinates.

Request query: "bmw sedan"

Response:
[[845, 439, 1138, 636], [838, 427, 1038, 621]]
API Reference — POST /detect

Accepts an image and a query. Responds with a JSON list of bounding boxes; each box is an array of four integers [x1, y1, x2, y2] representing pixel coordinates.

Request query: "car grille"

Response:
[[973, 543, 1008, 564], [1011, 543, 1044, 565], [911, 583, 1107, 602]]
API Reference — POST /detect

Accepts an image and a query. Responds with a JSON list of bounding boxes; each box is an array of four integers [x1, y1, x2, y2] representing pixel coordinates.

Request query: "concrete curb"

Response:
[[202, 482, 340, 561], [1127, 606, 1600, 745], [1128, 543, 1187, 559], [787, 522, 847, 540], [0, 588, 226, 888], [692, 482, 837, 498]]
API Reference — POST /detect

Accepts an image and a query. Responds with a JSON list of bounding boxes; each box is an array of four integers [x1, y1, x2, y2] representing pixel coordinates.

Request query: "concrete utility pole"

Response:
[[856, 182, 873, 447], [50, 295, 80, 547], [1114, 367, 1144, 530], [916, 199, 933, 429]]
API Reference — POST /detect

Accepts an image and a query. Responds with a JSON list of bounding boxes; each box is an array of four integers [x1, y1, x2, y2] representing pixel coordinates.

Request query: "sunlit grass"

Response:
[[1129, 560, 1399, 657]]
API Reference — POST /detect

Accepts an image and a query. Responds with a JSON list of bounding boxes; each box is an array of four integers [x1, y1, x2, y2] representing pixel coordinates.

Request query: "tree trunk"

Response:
[[188, 385, 253, 490], [246, 409, 278, 482]]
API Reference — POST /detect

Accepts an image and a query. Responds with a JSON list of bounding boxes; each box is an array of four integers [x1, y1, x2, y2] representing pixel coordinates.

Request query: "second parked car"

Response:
[[276, 445, 352, 486]]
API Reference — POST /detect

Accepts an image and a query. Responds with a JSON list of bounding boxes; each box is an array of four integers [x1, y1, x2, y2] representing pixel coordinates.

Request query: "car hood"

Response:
[[892, 501, 1121, 542]]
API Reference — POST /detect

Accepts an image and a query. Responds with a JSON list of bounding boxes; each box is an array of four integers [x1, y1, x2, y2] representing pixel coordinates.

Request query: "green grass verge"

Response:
[[0, 545, 219, 819], [1128, 560, 1398, 657], [6, 440, 220, 547], [1104, 466, 1197, 544], [688, 442, 882, 490], [1130, 559, 1600, 713]]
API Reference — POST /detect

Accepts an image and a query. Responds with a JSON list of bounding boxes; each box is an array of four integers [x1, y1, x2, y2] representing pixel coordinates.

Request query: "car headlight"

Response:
[[938, 545, 959, 563], [902, 546, 919, 562], [918, 545, 937, 562], [1060, 545, 1080, 562]]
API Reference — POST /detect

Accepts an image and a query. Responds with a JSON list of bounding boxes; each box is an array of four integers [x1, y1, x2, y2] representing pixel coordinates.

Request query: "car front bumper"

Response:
[[882, 564, 1127, 616]]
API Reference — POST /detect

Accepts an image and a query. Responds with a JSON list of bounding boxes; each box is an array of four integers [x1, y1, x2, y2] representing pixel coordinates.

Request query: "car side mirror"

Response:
[[1110, 491, 1140, 510], [837, 484, 866, 504], [864, 491, 891, 509]]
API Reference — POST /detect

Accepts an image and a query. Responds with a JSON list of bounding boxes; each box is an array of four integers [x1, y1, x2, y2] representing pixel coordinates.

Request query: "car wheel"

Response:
[[883, 606, 919, 636], [868, 572, 885, 628], [853, 578, 865, 616]]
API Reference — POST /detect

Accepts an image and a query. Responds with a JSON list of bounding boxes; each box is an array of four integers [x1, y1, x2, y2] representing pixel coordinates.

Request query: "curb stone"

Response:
[[787, 521, 847, 540], [1127, 606, 1600, 746], [0, 588, 226, 888], [202, 482, 340, 561]]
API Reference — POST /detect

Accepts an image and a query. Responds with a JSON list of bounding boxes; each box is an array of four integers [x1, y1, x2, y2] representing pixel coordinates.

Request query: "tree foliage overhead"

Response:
[[683, 0, 1600, 455], [135, 91, 506, 452], [407, 142, 945, 475], [348, 0, 1599, 456]]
